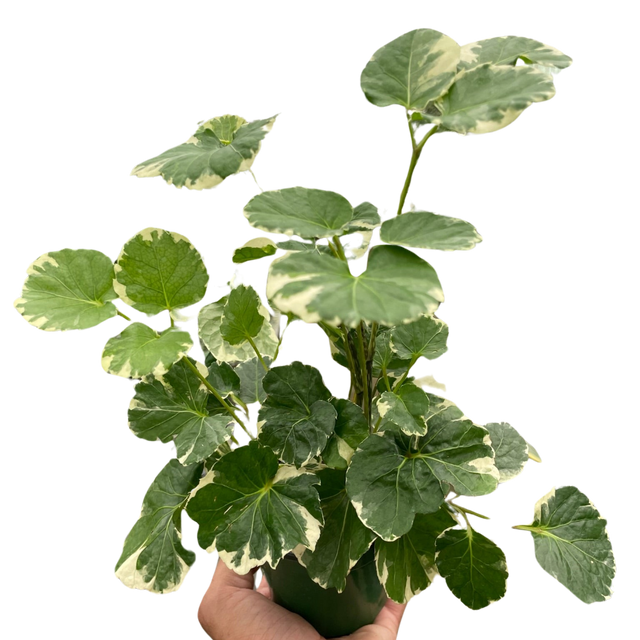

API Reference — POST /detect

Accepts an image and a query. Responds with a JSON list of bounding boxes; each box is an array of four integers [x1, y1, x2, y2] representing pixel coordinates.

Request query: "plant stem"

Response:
[[332, 235, 348, 262], [340, 325, 358, 399], [381, 365, 392, 392], [449, 502, 490, 520], [368, 322, 378, 359], [393, 355, 418, 390], [182, 357, 254, 440], [169, 311, 175, 328], [356, 323, 370, 426], [249, 169, 264, 191], [396, 124, 439, 216], [116, 310, 131, 321]]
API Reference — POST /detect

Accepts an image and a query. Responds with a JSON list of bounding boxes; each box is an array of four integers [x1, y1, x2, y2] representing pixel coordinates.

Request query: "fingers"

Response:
[[373, 599, 407, 636]]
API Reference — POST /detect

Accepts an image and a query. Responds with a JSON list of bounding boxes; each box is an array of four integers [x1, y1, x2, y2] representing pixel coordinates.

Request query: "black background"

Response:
[[5, 12, 622, 638]]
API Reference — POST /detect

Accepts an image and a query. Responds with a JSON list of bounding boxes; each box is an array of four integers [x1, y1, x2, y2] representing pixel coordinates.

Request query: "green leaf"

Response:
[[321, 399, 369, 469], [15, 249, 118, 331], [372, 331, 412, 378], [199, 296, 278, 363], [115, 459, 202, 593], [514, 486, 615, 603], [436, 526, 508, 609], [129, 358, 233, 464], [244, 187, 354, 239], [235, 356, 271, 404], [276, 240, 333, 255], [381, 211, 482, 251], [344, 202, 381, 233], [206, 361, 241, 398], [361, 28, 460, 110], [459, 36, 572, 72], [220, 285, 265, 345], [485, 422, 528, 482], [376, 505, 456, 603], [102, 323, 192, 378], [389, 315, 448, 361], [186, 441, 323, 573], [377, 384, 430, 436], [297, 468, 375, 592], [258, 362, 336, 467], [114, 228, 208, 315], [422, 64, 556, 134], [267, 245, 444, 327], [131, 115, 276, 190], [347, 399, 498, 540], [232, 238, 278, 264]]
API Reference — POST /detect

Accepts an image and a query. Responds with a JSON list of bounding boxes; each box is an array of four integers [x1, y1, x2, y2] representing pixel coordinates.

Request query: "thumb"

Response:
[[210, 557, 257, 592]]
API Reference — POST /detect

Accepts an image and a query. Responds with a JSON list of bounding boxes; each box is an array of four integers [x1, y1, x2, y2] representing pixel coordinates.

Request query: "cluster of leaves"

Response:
[[15, 27, 616, 613]]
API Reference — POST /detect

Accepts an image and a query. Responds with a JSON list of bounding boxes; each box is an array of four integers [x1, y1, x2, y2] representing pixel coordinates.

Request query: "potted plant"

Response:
[[14, 28, 615, 638]]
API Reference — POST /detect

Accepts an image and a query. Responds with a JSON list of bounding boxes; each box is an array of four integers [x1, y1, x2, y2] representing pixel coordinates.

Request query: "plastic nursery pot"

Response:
[[262, 546, 386, 638]]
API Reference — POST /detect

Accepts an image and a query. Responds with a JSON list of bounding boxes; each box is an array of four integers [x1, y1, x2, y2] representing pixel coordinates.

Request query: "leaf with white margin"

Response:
[[131, 115, 276, 190], [102, 323, 192, 378], [199, 297, 278, 363], [244, 187, 354, 239], [258, 362, 336, 467], [220, 285, 265, 346], [267, 245, 444, 327], [343, 202, 381, 233], [381, 211, 482, 251], [235, 356, 271, 404], [484, 422, 528, 482], [377, 384, 430, 436], [422, 64, 556, 134], [372, 331, 412, 378], [347, 407, 497, 541], [459, 36, 572, 72], [527, 441, 542, 462], [114, 228, 208, 315], [513, 486, 615, 603], [410, 371, 449, 396], [390, 315, 449, 361], [206, 361, 240, 398], [15, 249, 118, 331], [321, 399, 369, 469], [297, 468, 375, 592], [115, 459, 202, 593], [128, 358, 233, 464], [376, 505, 456, 603], [361, 28, 460, 110], [232, 237, 278, 264], [186, 441, 323, 574], [436, 526, 508, 609]]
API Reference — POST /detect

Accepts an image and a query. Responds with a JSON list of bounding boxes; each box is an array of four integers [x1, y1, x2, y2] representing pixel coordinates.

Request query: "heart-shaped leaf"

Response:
[[220, 285, 265, 346], [232, 238, 278, 264], [389, 315, 449, 361], [484, 422, 528, 482]]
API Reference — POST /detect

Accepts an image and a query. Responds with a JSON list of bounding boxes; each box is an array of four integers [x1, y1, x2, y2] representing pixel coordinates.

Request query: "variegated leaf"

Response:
[[220, 285, 265, 346], [389, 315, 448, 361], [321, 399, 369, 470], [377, 384, 430, 436], [344, 202, 381, 233], [232, 238, 278, 264], [235, 356, 270, 404], [484, 422, 528, 482]]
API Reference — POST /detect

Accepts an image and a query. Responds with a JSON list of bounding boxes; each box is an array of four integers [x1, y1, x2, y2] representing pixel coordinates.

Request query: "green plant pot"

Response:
[[262, 546, 386, 638]]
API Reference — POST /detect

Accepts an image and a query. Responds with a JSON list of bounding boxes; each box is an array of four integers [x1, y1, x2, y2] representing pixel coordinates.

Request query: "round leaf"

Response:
[[514, 486, 615, 603], [220, 285, 265, 345], [232, 238, 278, 264], [267, 245, 444, 327], [380, 211, 482, 251], [436, 526, 508, 609], [244, 187, 354, 239], [361, 28, 460, 109], [389, 315, 449, 361], [102, 322, 192, 378], [422, 64, 556, 134], [131, 115, 276, 190], [114, 228, 208, 315], [485, 422, 528, 482], [15, 249, 118, 331]]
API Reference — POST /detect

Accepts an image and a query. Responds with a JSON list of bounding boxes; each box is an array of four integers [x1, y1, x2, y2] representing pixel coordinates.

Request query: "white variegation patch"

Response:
[[534, 487, 556, 522]]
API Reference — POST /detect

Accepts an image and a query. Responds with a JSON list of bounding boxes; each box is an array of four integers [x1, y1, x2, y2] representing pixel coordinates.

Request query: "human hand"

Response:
[[198, 559, 407, 640]]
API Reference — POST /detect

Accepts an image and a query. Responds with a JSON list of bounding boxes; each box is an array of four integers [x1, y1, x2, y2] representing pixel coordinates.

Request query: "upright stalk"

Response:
[[356, 323, 371, 426]]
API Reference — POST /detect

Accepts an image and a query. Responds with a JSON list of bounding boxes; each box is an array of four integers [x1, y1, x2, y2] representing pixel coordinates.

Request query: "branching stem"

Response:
[[116, 310, 131, 321]]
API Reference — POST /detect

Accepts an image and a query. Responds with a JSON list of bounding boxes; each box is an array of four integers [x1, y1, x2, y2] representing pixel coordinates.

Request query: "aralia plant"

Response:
[[15, 28, 615, 619]]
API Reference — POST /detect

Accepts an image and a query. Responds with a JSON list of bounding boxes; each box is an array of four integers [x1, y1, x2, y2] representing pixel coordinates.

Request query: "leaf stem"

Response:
[[449, 502, 490, 521], [182, 357, 254, 440], [169, 311, 175, 328], [116, 309, 131, 321], [393, 355, 418, 390], [382, 364, 392, 392], [340, 325, 359, 399], [368, 322, 378, 359], [249, 169, 264, 191], [246, 335, 269, 371], [332, 235, 348, 262]]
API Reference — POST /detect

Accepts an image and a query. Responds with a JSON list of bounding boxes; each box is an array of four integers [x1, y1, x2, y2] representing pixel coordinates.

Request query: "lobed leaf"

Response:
[[376, 505, 456, 603], [115, 459, 202, 593], [297, 469, 375, 592], [15, 249, 118, 331], [129, 358, 233, 464], [131, 115, 276, 190], [258, 362, 336, 467], [186, 442, 323, 574]]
